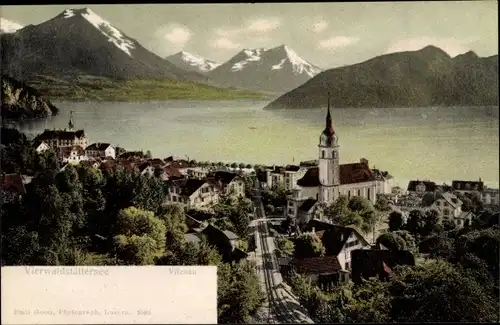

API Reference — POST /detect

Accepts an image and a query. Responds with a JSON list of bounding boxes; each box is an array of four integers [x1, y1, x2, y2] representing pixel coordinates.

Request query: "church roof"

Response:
[[296, 163, 375, 187]]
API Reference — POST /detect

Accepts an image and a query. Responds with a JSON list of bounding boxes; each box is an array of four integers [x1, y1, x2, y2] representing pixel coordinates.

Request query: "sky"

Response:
[[1, 2, 498, 69]]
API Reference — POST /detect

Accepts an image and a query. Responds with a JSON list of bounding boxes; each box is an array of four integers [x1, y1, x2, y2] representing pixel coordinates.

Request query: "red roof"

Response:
[[163, 166, 182, 178], [0, 173, 26, 195], [297, 163, 375, 187], [291, 256, 342, 275]]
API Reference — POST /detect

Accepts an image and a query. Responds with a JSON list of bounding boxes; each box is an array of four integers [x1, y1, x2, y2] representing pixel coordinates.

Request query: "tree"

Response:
[[348, 196, 374, 213], [217, 261, 264, 323], [238, 163, 245, 169], [325, 196, 350, 222], [388, 211, 404, 231], [389, 261, 499, 322], [405, 209, 426, 238], [376, 232, 407, 250], [418, 232, 455, 259], [159, 204, 188, 249], [393, 230, 417, 253], [245, 164, 252, 169], [276, 237, 295, 256], [113, 207, 167, 264], [422, 208, 441, 236], [294, 233, 325, 258], [230, 162, 238, 168], [374, 196, 391, 212]]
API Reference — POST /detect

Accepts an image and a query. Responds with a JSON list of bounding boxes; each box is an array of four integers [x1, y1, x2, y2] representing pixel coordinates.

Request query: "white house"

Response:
[[186, 167, 210, 179], [59, 146, 88, 164], [429, 192, 473, 228], [482, 187, 500, 206], [209, 171, 245, 198], [34, 141, 50, 154], [164, 179, 219, 209], [85, 143, 116, 159]]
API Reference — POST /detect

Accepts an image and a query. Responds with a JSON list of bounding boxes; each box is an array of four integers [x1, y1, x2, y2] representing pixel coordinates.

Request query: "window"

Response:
[[345, 262, 350, 270], [443, 209, 449, 216], [367, 188, 371, 200], [348, 191, 351, 199], [357, 189, 361, 196], [332, 150, 336, 159], [321, 150, 325, 158]]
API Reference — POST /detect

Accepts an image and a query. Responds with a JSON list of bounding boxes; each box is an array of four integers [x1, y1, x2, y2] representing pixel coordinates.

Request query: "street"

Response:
[[250, 181, 314, 324]]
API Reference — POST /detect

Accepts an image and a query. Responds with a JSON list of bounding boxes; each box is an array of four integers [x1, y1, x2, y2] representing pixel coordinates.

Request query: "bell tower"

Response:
[[318, 93, 340, 205]]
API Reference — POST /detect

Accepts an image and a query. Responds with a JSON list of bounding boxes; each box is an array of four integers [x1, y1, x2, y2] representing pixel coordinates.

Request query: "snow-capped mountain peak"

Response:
[[276, 44, 322, 77], [174, 51, 221, 72], [231, 48, 266, 72], [229, 45, 321, 77], [61, 8, 135, 57], [0, 18, 24, 34]]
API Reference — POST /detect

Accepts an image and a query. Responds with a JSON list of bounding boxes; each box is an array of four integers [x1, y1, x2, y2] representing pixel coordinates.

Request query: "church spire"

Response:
[[68, 111, 75, 131], [325, 92, 334, 134]]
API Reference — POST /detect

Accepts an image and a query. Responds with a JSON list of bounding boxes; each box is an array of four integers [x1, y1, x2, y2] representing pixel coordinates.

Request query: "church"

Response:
[[286, 97, 389, 225]]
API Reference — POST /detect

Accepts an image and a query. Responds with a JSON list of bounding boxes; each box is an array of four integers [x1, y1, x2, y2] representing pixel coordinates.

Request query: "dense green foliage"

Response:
[[322, 195, 380, 234], [1, 128, 263, 323]]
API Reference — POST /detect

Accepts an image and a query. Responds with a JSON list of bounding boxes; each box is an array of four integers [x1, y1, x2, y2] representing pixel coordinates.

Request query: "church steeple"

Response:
[[68, 111, 75, 131], [319, 92, 337, 147], [325, 93, 334, 134]]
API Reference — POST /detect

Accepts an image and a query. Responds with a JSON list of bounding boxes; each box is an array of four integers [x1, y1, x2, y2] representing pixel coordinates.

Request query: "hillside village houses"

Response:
[[85, 142, 116, 159]]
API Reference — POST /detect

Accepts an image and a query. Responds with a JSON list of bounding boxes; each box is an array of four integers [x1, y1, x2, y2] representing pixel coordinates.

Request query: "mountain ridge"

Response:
[[166, 51, 221, 74], [0, 8, 209, 84], [207, 44, 322, 93], [264, 46, 499, 110]]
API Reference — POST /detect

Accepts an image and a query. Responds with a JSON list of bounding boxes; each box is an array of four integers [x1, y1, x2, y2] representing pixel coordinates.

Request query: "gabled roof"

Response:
[[285, 165, 302, 172], [291, 256, 342, 275], [452, 180, 484, 191], [170, 179, 208, 197], [296, 163, 375, 187], [407, 180, 437, 192], [299, 198, 317, 212], [162, 166, 183, 178], [304, 221, 369, 256], [0, 173, 26, 195], [213, 171, 239, 184], [33, 140, 49, 148], [86, 143, 112, 151], [438, 192, 463, 208], [37, 129, 85, 140]]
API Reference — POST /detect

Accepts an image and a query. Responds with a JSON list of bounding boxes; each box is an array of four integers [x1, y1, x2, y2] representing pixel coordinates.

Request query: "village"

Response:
[[1, 107, 499, 323]]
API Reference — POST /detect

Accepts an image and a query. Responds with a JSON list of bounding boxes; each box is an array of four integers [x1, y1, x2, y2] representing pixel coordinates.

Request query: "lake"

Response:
[[16, 100, 500, 189]]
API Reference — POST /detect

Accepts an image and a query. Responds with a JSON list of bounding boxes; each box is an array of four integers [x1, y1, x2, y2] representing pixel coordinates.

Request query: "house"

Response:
[[452, 179, 484, 194], [283, 165, 308, 191], [290, 256, 349, 289], [286, 196, 317, 223], [79, 158, 101, 169], [209, 171, 245, 197], [303, 220, 371, 272], [428, 192, 473, 227], [223, 230, 239, 250], [482, 187, 500, 207], [200, 224, 247, 262], [34, 140, 50, 154], [157, 165, 183, 181], [164, 179, 219, 209], [85, 143, 116, 159], [186, 167, 210, 179], [350, 249, 415, 285], [59, 146, 88, 164], [372, 168, 396, 194], [407, 180, 437, 195], [138, 162, 156, 177], [0, 173, 26, 199], [36, 129, 87, 150]]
